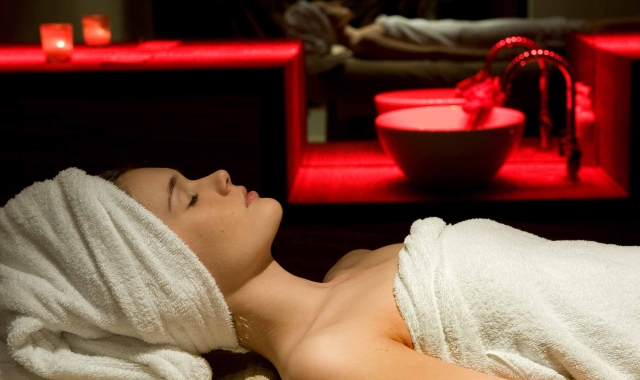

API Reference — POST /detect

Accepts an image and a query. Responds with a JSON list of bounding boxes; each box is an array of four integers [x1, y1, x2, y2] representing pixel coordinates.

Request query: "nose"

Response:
[[212, 169, 231, 195]]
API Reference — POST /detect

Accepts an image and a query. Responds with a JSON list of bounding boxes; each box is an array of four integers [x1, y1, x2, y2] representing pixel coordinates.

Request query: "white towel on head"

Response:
[[394, 217, 640, 379], [0, 168, 243, 380]]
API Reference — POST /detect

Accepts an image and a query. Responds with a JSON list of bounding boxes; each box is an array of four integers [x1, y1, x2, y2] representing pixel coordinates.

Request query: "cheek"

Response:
[[171, 218, 235, 279], [174, 202, 280, 262], [208, 201, 281, 258], [183, 207, 254, 255]]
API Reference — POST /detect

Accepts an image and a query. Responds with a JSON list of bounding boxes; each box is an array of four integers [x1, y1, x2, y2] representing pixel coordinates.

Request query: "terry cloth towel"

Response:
[[375, 15, 585, 48], [0, 168, 243, 380], [394, 217, 640, 380]]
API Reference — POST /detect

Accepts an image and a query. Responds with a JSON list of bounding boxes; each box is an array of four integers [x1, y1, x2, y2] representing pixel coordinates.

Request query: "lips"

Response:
[[246, 191, 258, 206], [241, 185, 258, 207]]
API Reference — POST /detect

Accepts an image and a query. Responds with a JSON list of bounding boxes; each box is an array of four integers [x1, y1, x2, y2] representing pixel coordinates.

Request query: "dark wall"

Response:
[[151, 0, 288, 39], [0, 0, 153, 43], [150, 0, 528, 40], [0, 68, 287, 206], [437, 0, 527, 20]]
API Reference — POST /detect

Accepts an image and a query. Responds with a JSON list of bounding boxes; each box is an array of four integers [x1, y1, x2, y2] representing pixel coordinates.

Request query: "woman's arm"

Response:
[[288, 335, 506, 380], [352, 32, 489, 61]]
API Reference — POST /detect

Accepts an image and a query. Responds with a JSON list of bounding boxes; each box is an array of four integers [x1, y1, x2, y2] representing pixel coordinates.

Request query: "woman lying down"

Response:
[[285, 0, 640, 60], [1, 167, 639, 380]]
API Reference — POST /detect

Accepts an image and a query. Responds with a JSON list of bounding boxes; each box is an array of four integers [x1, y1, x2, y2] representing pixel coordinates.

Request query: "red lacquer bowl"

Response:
[[374, 88, 463, 115], [375, 105, 525, 189]]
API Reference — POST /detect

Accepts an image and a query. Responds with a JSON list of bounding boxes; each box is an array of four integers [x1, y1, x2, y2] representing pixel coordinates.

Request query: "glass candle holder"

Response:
[[40, 23, 73, 63], [82, 14, 111, 46]]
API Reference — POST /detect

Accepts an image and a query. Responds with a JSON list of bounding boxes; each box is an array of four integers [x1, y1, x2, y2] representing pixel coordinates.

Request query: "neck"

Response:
[[226, 257, 336, 370]]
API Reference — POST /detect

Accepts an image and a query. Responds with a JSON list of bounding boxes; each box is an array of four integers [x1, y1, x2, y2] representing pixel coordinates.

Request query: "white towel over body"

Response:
[[394, 217, 640, 380], [375, 15, 585, 48]]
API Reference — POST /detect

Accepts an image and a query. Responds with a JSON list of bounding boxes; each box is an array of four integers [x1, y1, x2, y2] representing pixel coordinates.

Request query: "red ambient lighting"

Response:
[[291, 35, 640, 204], [0, 41, 302, 71], [0, 39, 629, 204], [576, 33, 640, 58], [291, 139, 626, 204], [0, 40, 306, 198]]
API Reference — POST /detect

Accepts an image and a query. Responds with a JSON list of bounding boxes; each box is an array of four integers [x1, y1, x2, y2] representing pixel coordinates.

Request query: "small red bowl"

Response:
[[375, 105, 525, 189], [374, 88, 464, 115]]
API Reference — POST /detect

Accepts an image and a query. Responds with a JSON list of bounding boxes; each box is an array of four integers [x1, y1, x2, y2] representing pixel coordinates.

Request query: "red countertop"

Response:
[[573, 32, 640, 59], [0, 40, 302, 72]]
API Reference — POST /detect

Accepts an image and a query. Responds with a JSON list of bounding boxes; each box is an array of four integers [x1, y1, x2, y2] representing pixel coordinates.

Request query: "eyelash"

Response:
[[188, 193, 199, 207]]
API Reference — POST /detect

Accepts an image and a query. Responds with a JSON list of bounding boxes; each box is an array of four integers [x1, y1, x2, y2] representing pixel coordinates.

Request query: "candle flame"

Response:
[[56, 40, 65, 48]]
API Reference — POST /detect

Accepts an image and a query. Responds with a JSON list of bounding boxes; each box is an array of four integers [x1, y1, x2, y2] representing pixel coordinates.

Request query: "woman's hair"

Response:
[[98, 168, 129, 185], [98, 162, 145, 188], [283, 0, 337, 55]]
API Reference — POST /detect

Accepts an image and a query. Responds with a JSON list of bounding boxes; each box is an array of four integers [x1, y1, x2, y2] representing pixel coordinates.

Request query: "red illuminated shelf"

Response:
[[1, 38, 635, 213], [289, 33, 640, 208], [289, 138, 627, 204], [572, 33, 640, 59], [0, 41, 302, 72]]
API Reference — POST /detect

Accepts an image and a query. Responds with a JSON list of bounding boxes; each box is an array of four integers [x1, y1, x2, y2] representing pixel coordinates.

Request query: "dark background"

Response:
[[1, 0, 639, 282], [150, 0, 640, 281], [151, 0, 529, 40]]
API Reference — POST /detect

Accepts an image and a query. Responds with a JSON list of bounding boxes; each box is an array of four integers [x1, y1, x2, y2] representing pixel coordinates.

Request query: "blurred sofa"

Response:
[[298, 0, 564, 141], [151, 0, 566, 140]]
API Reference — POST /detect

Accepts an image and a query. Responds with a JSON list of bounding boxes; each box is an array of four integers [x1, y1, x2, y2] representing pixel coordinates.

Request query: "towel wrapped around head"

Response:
[[0, 168, 242, 380], [284, 0, 337, 55]]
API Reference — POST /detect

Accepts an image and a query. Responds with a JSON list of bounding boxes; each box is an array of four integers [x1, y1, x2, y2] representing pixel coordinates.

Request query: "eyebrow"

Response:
[[168, 175, 177, 211]]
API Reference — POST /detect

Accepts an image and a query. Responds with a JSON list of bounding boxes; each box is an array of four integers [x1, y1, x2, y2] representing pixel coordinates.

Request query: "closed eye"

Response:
[[188, 193, 199, 207]]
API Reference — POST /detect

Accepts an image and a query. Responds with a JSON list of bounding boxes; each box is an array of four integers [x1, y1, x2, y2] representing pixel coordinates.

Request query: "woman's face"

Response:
[[117, 168, 283, 297]]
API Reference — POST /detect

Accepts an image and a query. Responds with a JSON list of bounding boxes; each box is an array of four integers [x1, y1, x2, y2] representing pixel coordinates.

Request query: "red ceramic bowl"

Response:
[[374, 88, 464, 115], [375, 105, 525, 189]]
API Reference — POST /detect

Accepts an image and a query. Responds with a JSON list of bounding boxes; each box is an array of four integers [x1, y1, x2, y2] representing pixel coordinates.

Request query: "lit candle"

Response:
[[82, 15, 111, 46], [40, 23, 73, 63]]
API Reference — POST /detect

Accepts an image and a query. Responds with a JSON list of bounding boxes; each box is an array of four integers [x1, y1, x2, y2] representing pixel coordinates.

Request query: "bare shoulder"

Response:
[[284, 331, 504, 380], [283, 327, 411, 380], [323, 249, 370, 282], [283, 330, 379, 380], [323, 243, 404, 283]]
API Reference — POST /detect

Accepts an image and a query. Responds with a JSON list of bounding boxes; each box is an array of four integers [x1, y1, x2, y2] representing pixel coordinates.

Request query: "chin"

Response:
[[257, 197, 283, 230], [271, 199, 284, 225], [250, 198, 282, 258]]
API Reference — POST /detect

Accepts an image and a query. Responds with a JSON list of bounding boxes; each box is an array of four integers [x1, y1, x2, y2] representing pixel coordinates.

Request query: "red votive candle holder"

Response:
[[82, 14, 111, 46], [40, 23, 73, 63]]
